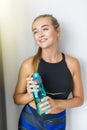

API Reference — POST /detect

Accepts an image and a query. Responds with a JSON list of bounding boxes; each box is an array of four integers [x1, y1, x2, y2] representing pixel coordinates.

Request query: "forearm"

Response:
[[13, 93, 33, 105], [57, 96, 84, 109]]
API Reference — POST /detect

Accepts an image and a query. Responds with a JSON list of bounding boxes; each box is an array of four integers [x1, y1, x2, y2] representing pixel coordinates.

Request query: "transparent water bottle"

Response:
[[32, 72, 50, 115]]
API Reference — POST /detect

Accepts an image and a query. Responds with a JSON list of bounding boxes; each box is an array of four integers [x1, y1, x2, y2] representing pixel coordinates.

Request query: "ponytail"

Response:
[[32, 47, 42, 72]]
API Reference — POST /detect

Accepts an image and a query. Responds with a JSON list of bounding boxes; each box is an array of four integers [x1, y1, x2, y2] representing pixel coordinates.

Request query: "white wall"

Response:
[[0, 0, 87, 130]]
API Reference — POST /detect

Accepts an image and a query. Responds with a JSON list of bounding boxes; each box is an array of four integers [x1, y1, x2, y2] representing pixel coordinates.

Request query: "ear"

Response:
[[56, 27, 61, 37]]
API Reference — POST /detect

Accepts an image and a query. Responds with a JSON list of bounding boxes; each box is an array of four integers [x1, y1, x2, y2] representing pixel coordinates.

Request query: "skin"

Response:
[[13, 17, 84, 114]]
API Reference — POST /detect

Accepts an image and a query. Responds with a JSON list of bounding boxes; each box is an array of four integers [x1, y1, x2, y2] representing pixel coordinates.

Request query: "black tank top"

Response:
[[38, 53, 73, 99]]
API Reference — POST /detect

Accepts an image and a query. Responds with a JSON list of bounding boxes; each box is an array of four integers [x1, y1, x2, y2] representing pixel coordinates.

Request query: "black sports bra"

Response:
[[38, 53, 73, 99]]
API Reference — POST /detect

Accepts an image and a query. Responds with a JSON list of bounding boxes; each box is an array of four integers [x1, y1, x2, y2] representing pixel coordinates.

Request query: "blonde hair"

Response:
[[32, 14, 60, 72]]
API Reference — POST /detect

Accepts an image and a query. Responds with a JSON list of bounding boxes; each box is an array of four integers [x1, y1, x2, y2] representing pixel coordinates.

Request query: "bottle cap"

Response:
[[33, 72, 40, 79]]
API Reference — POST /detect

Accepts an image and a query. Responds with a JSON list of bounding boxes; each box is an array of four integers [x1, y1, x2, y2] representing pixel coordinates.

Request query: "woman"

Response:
[[13, 14, 84, 130]]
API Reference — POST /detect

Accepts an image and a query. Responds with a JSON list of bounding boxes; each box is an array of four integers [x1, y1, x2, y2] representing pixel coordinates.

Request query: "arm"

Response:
[[13, 58, 34, 105], [57, 58, 84, 108]]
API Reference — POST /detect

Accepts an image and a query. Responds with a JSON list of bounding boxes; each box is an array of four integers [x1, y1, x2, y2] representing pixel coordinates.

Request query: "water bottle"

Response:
[[32, 72, 50, 115]]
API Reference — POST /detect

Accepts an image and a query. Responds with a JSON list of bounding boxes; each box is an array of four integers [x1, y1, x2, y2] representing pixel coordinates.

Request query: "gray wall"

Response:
[[0, 40, 7, 130]]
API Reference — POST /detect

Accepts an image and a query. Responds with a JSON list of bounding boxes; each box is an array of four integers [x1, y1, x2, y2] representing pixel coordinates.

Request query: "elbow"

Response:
[[81, 97, 84, 105], [13, 95, 17, 104], [13, 93, 19, 105], [78, 96, 84, 107]]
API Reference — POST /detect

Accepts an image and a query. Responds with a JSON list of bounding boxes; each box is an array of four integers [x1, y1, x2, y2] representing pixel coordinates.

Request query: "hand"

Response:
[[26, 77, 39, 99], [40, 96, 60, 114]]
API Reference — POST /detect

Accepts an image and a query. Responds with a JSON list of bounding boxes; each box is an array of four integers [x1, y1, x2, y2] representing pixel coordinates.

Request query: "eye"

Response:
[[33, 31, 37, 34], [43, 28, 49, 31]]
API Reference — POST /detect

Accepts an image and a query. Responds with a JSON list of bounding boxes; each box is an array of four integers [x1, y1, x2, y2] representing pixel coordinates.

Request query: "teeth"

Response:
[[40, 39, 46, 42], [41, 40, 45, 42]]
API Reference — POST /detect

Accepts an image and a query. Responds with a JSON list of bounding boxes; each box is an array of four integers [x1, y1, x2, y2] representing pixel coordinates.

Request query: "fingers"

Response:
[[26, 77, 37, 86], [41, 96, 51, 102], [31, 85, 39, 93], [41, 104, 51, 112], [40, 100, 49, 107], [26, 77, 34, 86], [40, 96, 58, 114], [26, 77, 39, 93], [39, 98, 51, 113]]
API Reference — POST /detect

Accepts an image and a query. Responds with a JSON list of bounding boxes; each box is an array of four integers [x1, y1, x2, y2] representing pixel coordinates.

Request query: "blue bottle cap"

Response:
[[33, 72, 40, 79]]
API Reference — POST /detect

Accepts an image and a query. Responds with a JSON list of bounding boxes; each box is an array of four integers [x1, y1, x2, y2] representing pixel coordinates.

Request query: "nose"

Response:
[[38, 30, 44, 38]]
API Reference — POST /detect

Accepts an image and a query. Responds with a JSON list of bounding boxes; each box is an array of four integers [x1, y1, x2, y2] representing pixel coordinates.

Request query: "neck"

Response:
[[42, 49, 61, 63]]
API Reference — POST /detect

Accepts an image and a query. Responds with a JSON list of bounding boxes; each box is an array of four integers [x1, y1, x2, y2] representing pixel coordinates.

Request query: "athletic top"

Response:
[[38, 53, 73, 99]]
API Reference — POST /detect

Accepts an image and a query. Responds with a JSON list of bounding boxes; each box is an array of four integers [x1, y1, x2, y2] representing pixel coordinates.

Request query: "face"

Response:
[[32, 17, 60, 49]]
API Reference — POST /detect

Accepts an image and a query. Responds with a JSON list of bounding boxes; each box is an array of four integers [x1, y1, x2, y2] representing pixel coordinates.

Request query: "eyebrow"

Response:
[[32, 24, 49, 31]]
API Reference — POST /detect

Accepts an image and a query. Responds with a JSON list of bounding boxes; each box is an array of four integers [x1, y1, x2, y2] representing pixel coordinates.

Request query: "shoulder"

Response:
[[65, 54, 79, 65], [19, 56, 34, 76], [64, 54, 80, 75], [22, 56, 34, 67]]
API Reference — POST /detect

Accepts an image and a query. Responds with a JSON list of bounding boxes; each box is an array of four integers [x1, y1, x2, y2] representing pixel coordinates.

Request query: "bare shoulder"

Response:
[[22, 56, 33, 67], [65, 54, 80, 75], [65, 54, 80, 65], [19, 56, 34, 77]]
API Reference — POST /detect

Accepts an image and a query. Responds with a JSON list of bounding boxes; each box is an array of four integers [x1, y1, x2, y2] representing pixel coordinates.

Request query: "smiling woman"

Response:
[[13, 14, 84, 130]]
